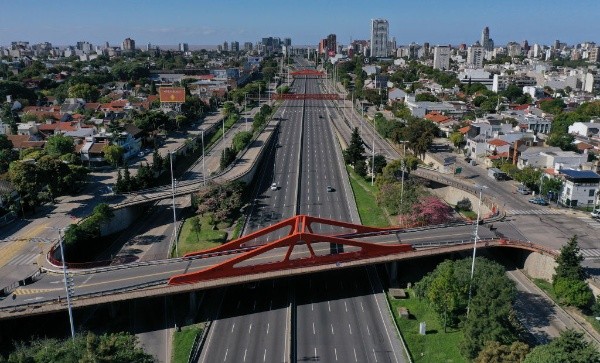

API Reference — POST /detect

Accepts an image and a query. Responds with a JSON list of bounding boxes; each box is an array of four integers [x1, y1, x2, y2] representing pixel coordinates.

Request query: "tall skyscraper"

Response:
[[122, 38, 135, 51], [467, 44, 484, 68], [327, 34, 337, 55], [231, 41, 239, 52], [179, 43, 189, 52], [433, 46, 451, 70], [370, 19, 389, 58], [480, 27, 493, 51]]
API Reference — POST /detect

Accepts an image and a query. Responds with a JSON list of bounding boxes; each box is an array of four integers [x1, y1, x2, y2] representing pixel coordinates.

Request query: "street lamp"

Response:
[[467, 184, 488, 316], [200, 130, 206, 187], [244, 93, 249, 132], [371, 116, 377, 186], [169, 151, 178, 257], [49, 227, 75, 341], [399, 141, 408, 209]]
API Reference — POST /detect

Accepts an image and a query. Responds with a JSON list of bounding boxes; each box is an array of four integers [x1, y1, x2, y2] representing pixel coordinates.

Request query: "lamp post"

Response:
[[400, 141, 408, 209], [52, 227, 75, 341], [371, 116, 376, 186], [169, 151, 178, 257], [244, 93, 248, 132], [201, 130, 206, 187], [467, 184, 487, 316]]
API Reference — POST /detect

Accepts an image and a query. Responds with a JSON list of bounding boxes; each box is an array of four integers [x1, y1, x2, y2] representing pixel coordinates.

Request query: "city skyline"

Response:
[[1, 0, 599, 47]]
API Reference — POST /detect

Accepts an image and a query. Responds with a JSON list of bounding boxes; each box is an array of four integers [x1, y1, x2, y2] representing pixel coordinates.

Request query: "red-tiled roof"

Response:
[[38, 121, 78, 132], [488, 138, 510, 147], [459, 126, 471, 134], [424, 112, 451, 124], [487, 152, 510, 160]]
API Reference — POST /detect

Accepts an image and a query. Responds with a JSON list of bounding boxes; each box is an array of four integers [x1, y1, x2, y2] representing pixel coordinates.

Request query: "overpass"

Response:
[[0, 216, 555, 320]]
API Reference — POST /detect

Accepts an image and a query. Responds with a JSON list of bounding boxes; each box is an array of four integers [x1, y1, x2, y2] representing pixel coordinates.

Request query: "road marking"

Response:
[[354, 348, 358, 362], [243, 349, 247, 362], [327, 301, 331, 312], [263, 348, 266, 362], [373, 348, 378, 362], [360, 302, 364, 312], [223, 348, 228, 362], [312, 322, 315, 334], [344, 301, 348, 312], [231, 323, 235, 333], [23, 296, 44, 302], [248, 323, 252, 334], [366, 324, 370, 335], [14, 287, 61, 296], [314, 348, 317, 359], [334, 347, 338, 361], [348, 323, 352, 335], [266, 323, 269, 335], [331, 323, 334, 335]]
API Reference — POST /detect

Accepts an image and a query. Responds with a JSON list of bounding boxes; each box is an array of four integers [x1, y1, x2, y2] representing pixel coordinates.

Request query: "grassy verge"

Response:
[[177, 215, 228, 256], [229, 217, 245, 241], [457, 209, 477, 220], [388, 290, 467, 363], [172, 323, 204, 363], [532, 278, 600, 333], [345, 165, 390, 227]]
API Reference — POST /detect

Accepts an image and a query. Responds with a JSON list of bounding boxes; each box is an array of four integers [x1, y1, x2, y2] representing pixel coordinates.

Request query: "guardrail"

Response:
[[188, 321, 211, 363]]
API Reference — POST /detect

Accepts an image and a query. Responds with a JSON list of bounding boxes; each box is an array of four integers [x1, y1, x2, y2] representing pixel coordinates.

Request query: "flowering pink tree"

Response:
[[403, 196, 454, 226]]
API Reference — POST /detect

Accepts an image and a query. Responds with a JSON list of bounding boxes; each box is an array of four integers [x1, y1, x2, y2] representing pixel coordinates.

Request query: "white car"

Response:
[[591, 208, 600, 219], [270, 183, 277, 191]]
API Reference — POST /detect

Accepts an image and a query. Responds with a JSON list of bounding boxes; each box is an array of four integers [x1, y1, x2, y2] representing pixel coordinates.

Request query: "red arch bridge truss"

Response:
[[290, 69, 324, 78], [168, 215, 413, 285]]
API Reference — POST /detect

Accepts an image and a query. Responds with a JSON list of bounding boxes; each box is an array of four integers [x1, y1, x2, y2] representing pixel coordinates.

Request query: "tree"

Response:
[[553, 277, 593, 308], [449, 131, 464, 148], [401, 118, 438, 158], [554, 235, 585, 282], [474, 341, 530, 363], [539, 98, 566, 114], [456, 197, 472, 211], [541, 178, 562, 199], [190, 216, 202, 243], [425, 260, 461, 331], [45, 134, 74, 157], [37, 155, 70, 201], [354, 159, 368, 177], [3, 331, 154, 363], [152, 150, 165, 173], [343, 127, 366, 166], [8, 161, 40, 211], [232, 131, 253, 153], [408, 196, 454, 225], [372, 154, 387, 175], [524, 329, 600, 363], [103, 144, 124, 167], [514, 166, 542, 191], [68, 83, 100, 101]]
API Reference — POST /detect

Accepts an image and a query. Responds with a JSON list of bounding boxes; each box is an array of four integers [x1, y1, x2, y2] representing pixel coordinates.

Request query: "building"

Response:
[[433, 46, 450, 70], [458, 69, 494, 89], [492, 74, 536, 92], [231, 41, 240, 52], [179, 43, 189, 52], [370, 19, 389, 58], [481, 26, 494, 51], [589, 47, 600, 63], [507, 42, 522, 57], [122, 38, 135, 51], [244, 42, 253, 51], [467, 44, 484, 67], [518, 147, 587, 170], [568, 121, 600, 138], [557, 169, 600, 208]]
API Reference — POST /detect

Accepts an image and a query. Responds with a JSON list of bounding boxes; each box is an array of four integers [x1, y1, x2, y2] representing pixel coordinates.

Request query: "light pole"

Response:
[[200, 130, 206, 186], [169, 151, 178, 257], [371, 116, 376, 186], [400, 141, 407, 209], [244, 93, 248, 132], [467, 184, 487, 316], [53, 228, 75, 341]]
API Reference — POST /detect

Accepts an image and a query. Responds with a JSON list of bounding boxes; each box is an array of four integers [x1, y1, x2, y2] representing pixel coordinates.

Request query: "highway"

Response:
[[197, 78, 307, 363]]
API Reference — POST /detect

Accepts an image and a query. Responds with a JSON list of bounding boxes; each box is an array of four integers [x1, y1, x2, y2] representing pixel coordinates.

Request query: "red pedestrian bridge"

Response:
[[169, 215, 414, 285]]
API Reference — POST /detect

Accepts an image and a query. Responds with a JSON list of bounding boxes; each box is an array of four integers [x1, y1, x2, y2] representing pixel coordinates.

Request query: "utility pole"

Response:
[[169, 151, 178, 257]]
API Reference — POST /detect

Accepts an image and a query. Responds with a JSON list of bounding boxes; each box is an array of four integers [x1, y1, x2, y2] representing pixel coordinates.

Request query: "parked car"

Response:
[[591, 208, 600, 218], [517, 185, 531, 195], [528, 197, 548, 206]]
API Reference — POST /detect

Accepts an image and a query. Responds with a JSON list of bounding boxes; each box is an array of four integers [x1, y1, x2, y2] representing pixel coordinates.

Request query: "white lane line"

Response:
[[334, 348, 338, 361], [311, 303, 314, 311], [266, 322, 270, 335], [348, 323, 352, 335], [354, 348, 358, 362], [312, 321, 316, 334], [331, 323, 334, 335], [344, 301, 348, 312], [248, 323, 252, 334], [373, 348, 378, 362], [360, 302, 364, 312], [223, 348, 228, 362], [243, 349, 247, 362], [231, 323, 235, 333], [263, 348, 267, 362], [327, 301, 331, 312], [314, 348, 317, 359], [366, 324, 370, 335]]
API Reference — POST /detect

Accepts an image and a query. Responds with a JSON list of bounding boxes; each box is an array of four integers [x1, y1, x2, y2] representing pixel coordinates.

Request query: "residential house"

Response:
[[518, 147, 587, 170], [568, 121, 600, 138], [555, 169, 600, 208], [6, 135, 45, 151], [424, 112, 457, 136]]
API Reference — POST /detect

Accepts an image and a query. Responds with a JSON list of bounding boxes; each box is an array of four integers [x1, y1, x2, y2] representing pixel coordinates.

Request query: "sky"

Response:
[[1, 0, 599, 48]]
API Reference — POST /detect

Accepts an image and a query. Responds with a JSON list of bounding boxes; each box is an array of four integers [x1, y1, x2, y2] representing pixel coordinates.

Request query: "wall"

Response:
[[100, 205, 144, 236], [522, 251, 557, 281], [428, 185, 492, 215]]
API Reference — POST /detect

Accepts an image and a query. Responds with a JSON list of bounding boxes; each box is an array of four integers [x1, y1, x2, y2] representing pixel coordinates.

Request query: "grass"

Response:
[[172, 323, 204, 363], [388, 290, 467, 363], [457, 209, 477, 220], [177, 215, 228, 256], [345, 165, 390, 227]]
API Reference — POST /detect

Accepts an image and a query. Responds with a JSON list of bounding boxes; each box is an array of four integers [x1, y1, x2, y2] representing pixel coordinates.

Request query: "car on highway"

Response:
[[528, 197, 548, 205], [591, 208, 600, 218], [271, 183, 278, 191], [326, 186, 334, 192]]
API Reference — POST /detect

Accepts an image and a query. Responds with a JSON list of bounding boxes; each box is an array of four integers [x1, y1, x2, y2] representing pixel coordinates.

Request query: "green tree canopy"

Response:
[[45, 134, 75, 157], [524, 329, 600, 363], [343, 127, 366, 167]]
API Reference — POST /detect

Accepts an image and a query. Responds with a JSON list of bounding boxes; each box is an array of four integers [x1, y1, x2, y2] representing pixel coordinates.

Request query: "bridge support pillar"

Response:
[[189, 291, 197, 310], [388, 261, 398, 286], [109, 302, 117, 319]]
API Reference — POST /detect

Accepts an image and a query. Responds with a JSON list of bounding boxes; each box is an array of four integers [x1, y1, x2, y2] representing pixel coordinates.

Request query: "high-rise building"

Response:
[[122, 38, 135, 51], [231, 41, 239, 52], [589, 47, 600, 63], [179, 43, 189, 52], [480, 27, 493, 51], [433, 46, 451, 70], [370, 18, 389, 58], [223, 41, 229, 52], [327, 34, 337, 55], [467, 44, 484, 68], [283, 38, 292, 47], [244, 42, 253, 51]]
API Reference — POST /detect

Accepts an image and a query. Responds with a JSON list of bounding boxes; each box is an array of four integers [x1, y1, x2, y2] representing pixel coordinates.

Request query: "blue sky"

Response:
[[1, 0, 598, 47]]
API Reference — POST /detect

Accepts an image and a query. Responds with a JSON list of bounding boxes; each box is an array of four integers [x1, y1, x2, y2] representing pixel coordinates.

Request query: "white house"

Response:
[[557, 169, 600, 208], [568, 121, 600, 138], [518, 147, 587, 170]]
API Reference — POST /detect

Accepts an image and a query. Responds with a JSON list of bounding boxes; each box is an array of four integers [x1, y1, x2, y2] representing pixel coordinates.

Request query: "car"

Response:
[[326, 186, 334, 192], [591, 208, 600, 218], [528, 197, 548, 206], [270, 183, 277, 191], [319, 115, 324, 119], [517, 185, 531, 195], [138, 151, 145, 157]]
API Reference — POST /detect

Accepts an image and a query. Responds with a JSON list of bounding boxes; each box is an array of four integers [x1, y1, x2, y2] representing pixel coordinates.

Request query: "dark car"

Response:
[[528, 197, 548, 205]]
